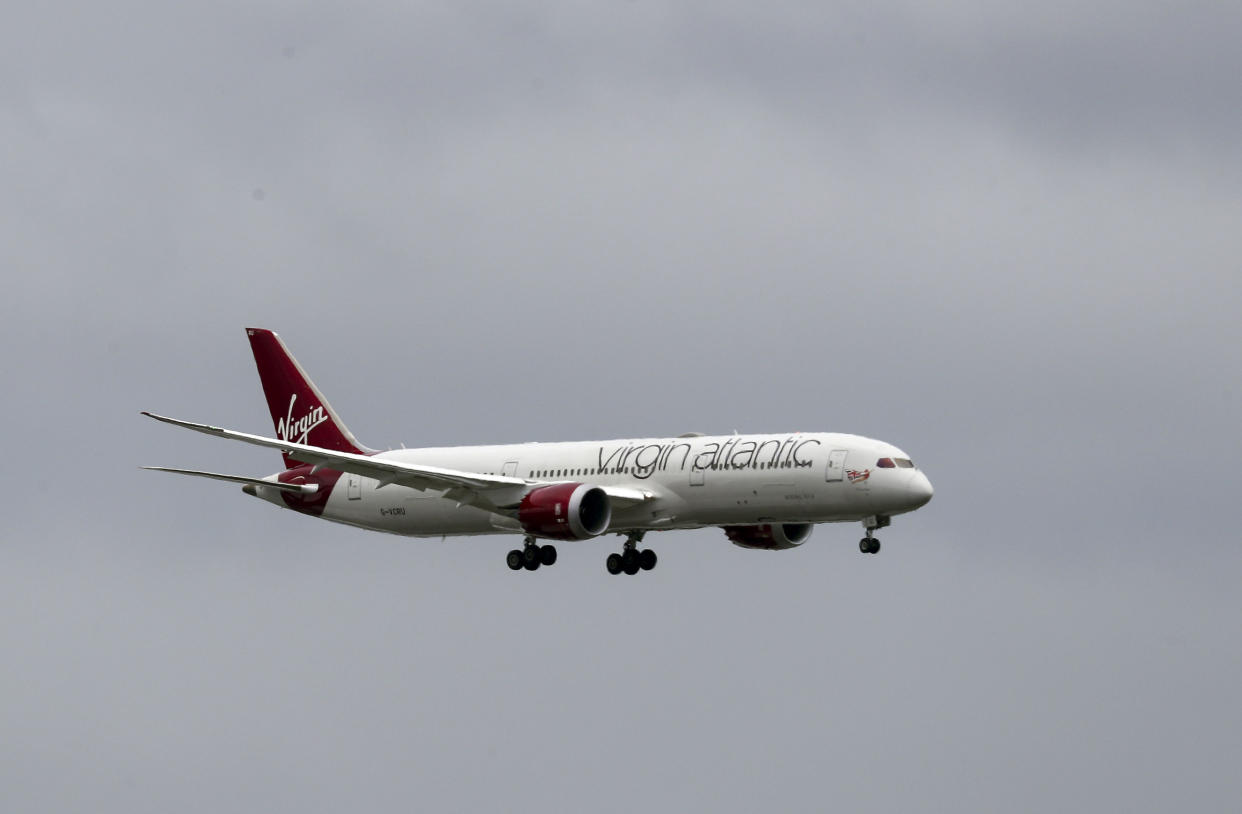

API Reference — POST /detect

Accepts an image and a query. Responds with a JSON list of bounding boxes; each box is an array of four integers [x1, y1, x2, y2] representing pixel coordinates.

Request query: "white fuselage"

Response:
[[252, 431, 934, 538]]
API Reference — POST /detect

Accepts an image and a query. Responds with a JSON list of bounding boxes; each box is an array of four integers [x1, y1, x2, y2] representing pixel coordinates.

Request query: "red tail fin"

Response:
[[246, 328, 372, 467]]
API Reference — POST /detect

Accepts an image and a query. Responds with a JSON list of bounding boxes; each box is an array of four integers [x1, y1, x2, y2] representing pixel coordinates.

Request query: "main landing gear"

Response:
[[859, 515, 890, 555], [606, 532, 657, 576], [507, 536, 558, 572]]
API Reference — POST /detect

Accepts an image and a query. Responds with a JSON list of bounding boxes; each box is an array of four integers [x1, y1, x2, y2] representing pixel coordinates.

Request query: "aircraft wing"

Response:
[[141, 412, 655, 510]]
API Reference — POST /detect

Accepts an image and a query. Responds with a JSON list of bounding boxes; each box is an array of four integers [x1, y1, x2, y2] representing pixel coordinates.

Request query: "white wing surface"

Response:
[[141, 412, 655, 510]]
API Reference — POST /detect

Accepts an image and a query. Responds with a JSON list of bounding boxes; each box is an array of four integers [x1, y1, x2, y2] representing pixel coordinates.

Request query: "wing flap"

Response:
[[600, 485, 656, 507]]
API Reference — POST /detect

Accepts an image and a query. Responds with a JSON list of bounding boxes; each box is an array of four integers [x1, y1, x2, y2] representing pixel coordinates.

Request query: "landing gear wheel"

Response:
[[870, 539, 881, 554], [506, 550, 523, 570], [622, 549, 641, 575], [859, 538, 881, 554], [524, 558, 540, 571], [639, 549, 657, 571], [539, 545, 558, 566], [606, 553, 624, 575], [522, 545, 541, 566]]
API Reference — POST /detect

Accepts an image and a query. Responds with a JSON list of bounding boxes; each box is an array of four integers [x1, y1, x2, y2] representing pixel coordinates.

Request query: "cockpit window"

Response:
[[895, 458, 914, 468], [876, 458, 895, 468]]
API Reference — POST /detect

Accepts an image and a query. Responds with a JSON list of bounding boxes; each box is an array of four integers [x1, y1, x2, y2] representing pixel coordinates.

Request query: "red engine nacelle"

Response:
[[518, 483, 612, 541], [723, 523, 813, 550]]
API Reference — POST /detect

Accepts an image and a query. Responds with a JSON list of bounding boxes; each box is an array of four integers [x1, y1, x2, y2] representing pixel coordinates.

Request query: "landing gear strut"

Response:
[[607, 531, 657, 576], [507, 536, 558, 571]]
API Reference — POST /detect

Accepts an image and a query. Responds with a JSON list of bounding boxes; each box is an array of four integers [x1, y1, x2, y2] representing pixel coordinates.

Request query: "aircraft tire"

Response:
[[507, 550, 524, 570], [639, 549, 657, 571], [606, 553, 624, 575], [524, 558, 540, 571], [859, 539, 870, 554], [540, 545, 558, 566], [870, 539, 881, 554], [522, 545, 540, 566]]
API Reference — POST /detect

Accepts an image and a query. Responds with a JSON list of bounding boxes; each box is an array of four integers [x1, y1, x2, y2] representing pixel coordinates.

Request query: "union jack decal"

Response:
[[846, 468, 870, 484]]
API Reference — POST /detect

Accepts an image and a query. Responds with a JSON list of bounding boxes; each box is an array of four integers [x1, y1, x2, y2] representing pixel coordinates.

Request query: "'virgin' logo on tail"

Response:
[[277, 394, 328, 445]]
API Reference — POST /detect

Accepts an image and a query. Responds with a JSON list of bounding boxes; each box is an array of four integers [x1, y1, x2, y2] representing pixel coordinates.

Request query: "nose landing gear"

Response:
[[606, 531, 657, 576], [858, 515, 890, 555], [507, 536, 558, 571]]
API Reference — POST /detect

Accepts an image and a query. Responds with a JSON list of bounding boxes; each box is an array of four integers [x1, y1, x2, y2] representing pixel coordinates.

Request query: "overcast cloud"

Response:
[[2, 2, 1240, 812]]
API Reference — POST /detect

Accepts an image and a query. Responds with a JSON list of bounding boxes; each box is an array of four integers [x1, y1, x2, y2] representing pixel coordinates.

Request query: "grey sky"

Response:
[[3, 2, 1240, 812]]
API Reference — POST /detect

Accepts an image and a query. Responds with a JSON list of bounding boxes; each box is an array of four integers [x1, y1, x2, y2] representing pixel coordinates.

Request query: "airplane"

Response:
[[143, 328, 933, 575]]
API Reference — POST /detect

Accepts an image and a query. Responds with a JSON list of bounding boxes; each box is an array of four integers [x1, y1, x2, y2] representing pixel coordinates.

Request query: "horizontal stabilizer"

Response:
[[142, 466, 319, 494]]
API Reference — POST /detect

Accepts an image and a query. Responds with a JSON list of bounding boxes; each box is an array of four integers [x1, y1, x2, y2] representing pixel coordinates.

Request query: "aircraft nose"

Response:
[[909, 471, 934, 508]]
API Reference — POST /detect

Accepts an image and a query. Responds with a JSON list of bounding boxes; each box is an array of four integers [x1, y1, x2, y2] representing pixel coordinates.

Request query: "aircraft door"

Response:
[[690, 466, 705, 487], [502, 460, 519, 478], [347, 472, 362, 499], [825, 449, 848, 482]]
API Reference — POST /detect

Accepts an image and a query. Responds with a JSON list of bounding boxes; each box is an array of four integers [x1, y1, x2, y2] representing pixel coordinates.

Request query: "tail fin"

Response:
[[246, 328, 373, 467]]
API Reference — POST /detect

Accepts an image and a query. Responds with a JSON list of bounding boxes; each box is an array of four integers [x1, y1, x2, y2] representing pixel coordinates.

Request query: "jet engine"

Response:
[[723, 522, 813, 550], [518, 483, 611, 540]]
